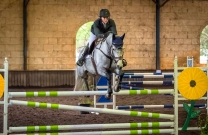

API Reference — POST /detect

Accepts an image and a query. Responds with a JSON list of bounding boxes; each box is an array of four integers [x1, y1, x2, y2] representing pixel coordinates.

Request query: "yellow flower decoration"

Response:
[[178, 67, 208, 100], [0, 75, 4, 98]]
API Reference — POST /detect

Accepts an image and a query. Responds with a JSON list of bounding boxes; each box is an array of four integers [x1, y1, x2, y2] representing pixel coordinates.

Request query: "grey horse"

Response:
[[74, 32, 126, 99]]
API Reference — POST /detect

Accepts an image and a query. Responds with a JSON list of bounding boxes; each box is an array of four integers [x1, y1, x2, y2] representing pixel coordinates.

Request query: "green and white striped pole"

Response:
[[10, 100, 174, 120], [9, 129, 174, 135], [9, 89, 174, 98], [9, 122, 174, 132]]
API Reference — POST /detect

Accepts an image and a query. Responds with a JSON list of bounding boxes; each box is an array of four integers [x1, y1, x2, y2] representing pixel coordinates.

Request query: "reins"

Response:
[[96, 37, 114, 69]]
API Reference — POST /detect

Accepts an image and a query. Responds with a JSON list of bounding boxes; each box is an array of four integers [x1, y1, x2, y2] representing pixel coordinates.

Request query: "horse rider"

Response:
[[76, 9, 118, 66]]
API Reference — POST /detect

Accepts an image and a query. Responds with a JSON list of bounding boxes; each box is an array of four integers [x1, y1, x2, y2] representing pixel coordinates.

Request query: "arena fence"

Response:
[[1, 56, 207, 135]]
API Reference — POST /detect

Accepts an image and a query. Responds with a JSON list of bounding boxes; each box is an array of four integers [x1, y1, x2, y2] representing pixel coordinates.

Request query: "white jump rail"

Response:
[[9, 100, 174, 120], [9, 122, 174, 132], [9, 129, 175, 135], [8, 89, 174, 98]]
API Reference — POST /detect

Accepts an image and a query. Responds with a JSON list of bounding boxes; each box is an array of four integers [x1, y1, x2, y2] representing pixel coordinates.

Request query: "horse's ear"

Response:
[[121, 33, 125, 40]]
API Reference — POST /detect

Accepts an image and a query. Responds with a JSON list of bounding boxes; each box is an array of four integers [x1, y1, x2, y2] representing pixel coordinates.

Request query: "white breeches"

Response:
[[88, 32, 97, 48]]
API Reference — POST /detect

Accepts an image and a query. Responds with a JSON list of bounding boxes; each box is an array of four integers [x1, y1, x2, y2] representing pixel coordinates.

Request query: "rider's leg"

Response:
[[76, 44, 89, 66], [88, 32, 97, 47], [76, 32, 96, 66]]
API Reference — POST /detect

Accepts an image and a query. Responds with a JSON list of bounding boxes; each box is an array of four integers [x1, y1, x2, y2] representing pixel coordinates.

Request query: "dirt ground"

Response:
[[0, 87, 207, 135]]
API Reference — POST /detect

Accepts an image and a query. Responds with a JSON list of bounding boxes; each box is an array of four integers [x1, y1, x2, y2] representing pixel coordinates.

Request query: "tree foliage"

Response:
[[200, 25, 208, 56], [76, 22, 93, 49]]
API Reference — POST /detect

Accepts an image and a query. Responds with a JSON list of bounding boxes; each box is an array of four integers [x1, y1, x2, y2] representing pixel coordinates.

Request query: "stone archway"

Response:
[[75, 21, 93, 62]]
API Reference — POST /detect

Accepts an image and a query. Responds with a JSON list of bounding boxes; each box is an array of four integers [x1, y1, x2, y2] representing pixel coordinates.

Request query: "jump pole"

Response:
[[9, 129, 175, 135], [123, 74, 173, 79], [9, 122, 174, 132], [116, 104, 206, 110], [121, 81, 174, 85], [9, 89, 174, 98], [10, 100, 174, 120], [124, 72, 174, 75]]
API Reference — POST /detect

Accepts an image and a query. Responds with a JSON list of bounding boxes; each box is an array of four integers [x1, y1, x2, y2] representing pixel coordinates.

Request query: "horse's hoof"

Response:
[[105, 94, 111, 100], [114, 88, 119, 92], [114, 85, 120, 92], [114, 88, 120, 92]]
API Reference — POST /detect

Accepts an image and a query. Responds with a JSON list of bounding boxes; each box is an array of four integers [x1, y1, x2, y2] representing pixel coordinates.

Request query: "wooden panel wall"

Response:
[[7, 70, 75, 87]]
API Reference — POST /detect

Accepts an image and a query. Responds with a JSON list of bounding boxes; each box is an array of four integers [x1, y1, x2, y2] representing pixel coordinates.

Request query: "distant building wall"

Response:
[[0, 0, 207, 70]]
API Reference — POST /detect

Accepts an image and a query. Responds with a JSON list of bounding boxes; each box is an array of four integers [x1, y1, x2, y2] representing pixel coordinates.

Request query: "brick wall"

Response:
[[0, 0, 23, 70], [0, 0, 207, 70]]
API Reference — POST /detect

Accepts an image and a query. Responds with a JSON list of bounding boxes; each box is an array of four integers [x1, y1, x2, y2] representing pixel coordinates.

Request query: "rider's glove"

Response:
[[104, 31, 113, 37], [97, 34, 104, 38]]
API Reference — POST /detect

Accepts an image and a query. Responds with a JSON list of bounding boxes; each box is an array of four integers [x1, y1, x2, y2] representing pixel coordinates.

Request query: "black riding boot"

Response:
[[76, 45, 89, 66]]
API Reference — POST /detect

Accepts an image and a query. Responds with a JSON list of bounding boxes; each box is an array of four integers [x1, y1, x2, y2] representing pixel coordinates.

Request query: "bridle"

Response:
[[95, 37, 124, 68], [110, 45, 124, 63]]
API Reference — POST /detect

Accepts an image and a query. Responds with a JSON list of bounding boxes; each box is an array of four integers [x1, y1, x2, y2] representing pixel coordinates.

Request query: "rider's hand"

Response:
[[97, 34, 104, 38], [104, 31, 112, 37]]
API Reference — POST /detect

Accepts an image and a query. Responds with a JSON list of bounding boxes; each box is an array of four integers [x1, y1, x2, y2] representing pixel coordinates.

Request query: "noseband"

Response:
[[110, 46, 124, 63]]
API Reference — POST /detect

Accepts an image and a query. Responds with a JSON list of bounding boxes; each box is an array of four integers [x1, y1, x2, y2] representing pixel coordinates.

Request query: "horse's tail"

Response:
[[73, 66, 85, 91]]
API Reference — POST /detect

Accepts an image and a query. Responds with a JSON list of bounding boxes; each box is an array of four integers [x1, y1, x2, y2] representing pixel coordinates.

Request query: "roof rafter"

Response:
[[152, 0, 170, 7]]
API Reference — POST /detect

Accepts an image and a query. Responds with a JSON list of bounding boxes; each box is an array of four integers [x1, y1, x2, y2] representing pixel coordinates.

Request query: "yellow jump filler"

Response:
[[0, 74, 4, 98]]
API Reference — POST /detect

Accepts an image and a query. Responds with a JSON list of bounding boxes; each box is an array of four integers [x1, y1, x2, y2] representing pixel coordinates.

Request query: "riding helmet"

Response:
[[99, 9, 110, 17]]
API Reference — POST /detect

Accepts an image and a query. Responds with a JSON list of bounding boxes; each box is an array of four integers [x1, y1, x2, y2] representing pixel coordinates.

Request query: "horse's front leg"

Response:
[[114, 71, 124, 92], [84, 77, 90, 91], [105, 73, 112, 100], [83, 74, 90, 97]]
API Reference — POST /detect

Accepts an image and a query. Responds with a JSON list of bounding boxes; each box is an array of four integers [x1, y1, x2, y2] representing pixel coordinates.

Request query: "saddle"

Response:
[[88, 38, 105, 54]]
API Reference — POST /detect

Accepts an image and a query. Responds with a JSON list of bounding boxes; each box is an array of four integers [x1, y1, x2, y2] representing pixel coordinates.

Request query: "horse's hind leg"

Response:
[[105, 73, 112, 100]]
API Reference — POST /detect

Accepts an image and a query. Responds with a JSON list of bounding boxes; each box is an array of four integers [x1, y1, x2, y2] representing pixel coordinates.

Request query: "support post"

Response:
[[23, 0, 30, 70], [174, 56, 179, 135], [156, 0, 160, 70], [3, 58, 9, 135]]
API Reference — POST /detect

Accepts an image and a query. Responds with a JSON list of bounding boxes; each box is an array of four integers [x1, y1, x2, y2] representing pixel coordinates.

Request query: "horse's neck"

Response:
[[92, 35, 112, 59], [96, 41, 109, 55], [97, 35, 111, 52]]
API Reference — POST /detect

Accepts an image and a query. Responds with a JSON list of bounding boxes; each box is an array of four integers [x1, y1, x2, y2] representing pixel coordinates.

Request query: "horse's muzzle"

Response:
[[116, 59, 124, 69], [122, 59, 127, 67]]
